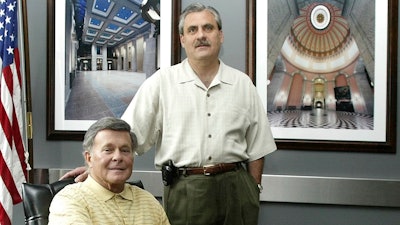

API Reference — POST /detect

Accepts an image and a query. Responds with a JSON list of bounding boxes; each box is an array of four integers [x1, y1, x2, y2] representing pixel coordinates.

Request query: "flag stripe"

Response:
[[13, 48, 21, 84], [0, 152, 21, 204], [0, 99, 13, 146], [13, 110, 27, 178], [0, 202, 11, 225]]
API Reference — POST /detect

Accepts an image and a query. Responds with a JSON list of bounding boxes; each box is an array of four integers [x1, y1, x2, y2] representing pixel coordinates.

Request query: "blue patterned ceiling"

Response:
[[74, 0, 155, 47]]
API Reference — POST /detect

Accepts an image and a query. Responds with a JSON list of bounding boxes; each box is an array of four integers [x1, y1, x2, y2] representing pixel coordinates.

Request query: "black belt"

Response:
[[179, 162, 242, 176]]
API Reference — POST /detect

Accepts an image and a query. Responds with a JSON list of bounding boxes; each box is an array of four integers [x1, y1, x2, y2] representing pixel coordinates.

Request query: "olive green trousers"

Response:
[[163, 167, 260, 225]]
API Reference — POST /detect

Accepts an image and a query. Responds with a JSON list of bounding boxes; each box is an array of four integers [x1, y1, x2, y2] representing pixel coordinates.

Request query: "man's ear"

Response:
[[84, 151, 92, 168], [180, 34, 186, 48], [219, 30, 224, 44]]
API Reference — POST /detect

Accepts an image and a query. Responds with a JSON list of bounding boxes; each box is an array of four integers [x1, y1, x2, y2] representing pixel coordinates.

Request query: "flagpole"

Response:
[[19, 0, 33, 183]]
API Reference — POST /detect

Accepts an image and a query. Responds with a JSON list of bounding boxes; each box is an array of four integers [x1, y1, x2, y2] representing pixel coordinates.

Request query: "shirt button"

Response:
[[208, 156, 212, 160], [207, 93, 210, 97], [207, 113, 211, 116], [208, 134, 212, 138]]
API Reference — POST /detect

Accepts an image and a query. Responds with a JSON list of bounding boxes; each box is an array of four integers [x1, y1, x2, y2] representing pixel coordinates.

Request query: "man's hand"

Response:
[[60, 166, 88, 182]]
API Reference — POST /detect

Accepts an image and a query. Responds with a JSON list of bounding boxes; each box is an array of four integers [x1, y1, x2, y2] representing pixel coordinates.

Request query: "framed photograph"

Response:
[[255, 0, 397, 152], [47, 0, 173, 140]]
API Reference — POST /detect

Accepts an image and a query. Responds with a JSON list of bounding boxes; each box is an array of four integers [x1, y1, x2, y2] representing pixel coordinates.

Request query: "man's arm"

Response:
[[247, 157, 264, 184], [59, 166, 88, 182]]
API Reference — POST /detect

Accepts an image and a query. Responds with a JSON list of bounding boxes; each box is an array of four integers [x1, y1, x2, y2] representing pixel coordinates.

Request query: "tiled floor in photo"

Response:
[[267, 109, 374, 130], [65, 70, 146, 120]]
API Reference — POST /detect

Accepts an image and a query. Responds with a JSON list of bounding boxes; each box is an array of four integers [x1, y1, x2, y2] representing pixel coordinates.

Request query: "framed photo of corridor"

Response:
[[254, 0, 397, 152], [46, 0, 173, 140]]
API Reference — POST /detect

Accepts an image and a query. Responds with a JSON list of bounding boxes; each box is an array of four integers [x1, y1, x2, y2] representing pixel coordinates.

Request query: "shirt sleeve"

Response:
[[48, 188, 92, 225], [155, 200, 171, 225], [245, 84, 277, 161], [121, 72, 163, 155]]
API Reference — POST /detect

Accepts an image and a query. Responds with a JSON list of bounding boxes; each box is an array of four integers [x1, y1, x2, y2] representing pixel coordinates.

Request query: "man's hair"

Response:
[[82, 117, 138, 154], [178, 3, 222, 35]]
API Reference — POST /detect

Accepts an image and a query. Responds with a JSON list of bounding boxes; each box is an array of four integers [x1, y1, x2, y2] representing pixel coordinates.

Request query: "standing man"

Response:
[[62, 3, 276, 225], [122, 3, 276, 225]]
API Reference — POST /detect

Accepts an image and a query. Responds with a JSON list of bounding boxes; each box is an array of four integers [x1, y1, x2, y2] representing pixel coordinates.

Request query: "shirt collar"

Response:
[[179, 59, 234, 85], [85, 175, 134, 201]]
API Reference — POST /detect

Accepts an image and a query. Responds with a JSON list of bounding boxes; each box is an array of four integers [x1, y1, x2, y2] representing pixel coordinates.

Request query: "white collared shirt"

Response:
[[122, 59, 276, 168]]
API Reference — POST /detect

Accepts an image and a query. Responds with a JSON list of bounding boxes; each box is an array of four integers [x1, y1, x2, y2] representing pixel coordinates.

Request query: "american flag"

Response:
[[0, 0, 29, 224]]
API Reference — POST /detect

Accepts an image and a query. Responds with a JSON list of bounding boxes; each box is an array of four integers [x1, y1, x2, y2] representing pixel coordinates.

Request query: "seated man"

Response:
[[48, 117, 170, 225]]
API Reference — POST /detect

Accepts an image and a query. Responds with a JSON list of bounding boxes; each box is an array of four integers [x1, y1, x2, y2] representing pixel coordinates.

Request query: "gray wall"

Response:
[[14, 0, 400, 224]]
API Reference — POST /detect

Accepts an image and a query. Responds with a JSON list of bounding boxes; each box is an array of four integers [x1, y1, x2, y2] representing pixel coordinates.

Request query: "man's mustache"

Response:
[[195, 40, 210, 47]]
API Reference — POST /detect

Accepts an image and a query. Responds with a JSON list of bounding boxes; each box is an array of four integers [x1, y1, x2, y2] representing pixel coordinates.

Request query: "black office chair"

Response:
[[21, 179, 144, 225]]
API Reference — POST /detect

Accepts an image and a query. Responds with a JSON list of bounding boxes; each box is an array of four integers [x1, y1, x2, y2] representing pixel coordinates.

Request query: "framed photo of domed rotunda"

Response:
[[253, 0, 397, 152]]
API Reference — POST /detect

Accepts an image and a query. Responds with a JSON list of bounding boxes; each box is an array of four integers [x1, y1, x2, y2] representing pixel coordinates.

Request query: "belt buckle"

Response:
[[203, 165, 214, 176]]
